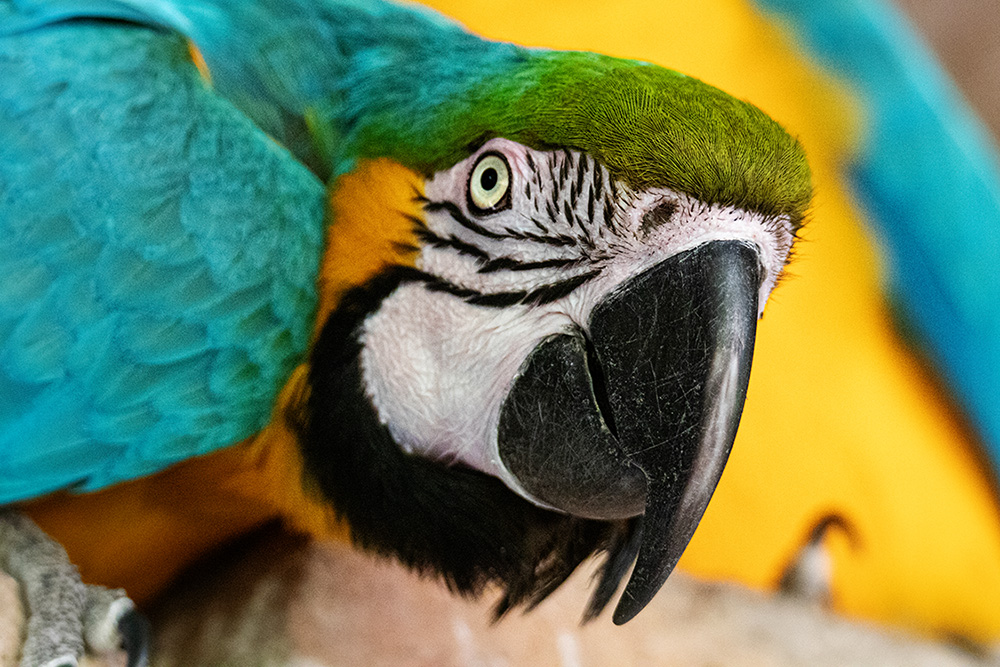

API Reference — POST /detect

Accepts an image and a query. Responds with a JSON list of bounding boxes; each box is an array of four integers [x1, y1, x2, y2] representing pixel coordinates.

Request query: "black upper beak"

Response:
[[498, 239, 761, 624]]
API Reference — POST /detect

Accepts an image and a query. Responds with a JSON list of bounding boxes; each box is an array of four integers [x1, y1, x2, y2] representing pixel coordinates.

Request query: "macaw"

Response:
[[0, 0, 811, 664], [394, 0, 1000, 650]]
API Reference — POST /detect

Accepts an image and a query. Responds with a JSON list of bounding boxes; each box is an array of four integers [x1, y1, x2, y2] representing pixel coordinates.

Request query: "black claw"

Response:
[[117, 608, 151, 667]]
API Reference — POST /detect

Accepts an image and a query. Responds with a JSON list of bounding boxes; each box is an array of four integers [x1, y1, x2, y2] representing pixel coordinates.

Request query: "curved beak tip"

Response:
[[500, 240, 763, 622], [613, 577, 667, 625]]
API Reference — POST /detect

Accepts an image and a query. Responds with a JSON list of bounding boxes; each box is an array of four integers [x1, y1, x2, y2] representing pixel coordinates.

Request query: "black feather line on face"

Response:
[[298, 268, 639, 620], [603, 199, 615, 229], [406, 267, 599, 307], [545, 200, 558, 224], [413, 226, 492, 260], [477, 256, 585, 273], [563, 200, 577, 231], [425, 200, 578, 247]]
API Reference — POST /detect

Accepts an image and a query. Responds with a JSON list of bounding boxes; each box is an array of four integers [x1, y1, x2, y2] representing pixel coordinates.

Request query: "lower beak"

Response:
[[498, 239, 761, 623]]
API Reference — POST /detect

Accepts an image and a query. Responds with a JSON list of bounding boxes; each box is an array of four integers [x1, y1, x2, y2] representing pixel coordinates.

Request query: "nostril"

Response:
[[641, 200, 678, 234], [583, 333, 618, 437]]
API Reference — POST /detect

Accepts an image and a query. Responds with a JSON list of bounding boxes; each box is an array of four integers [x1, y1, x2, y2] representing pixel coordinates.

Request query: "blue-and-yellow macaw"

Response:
[[7, 0, 1000, 663], [0, 0, 812, 664], [490, 0, 1000, 649]]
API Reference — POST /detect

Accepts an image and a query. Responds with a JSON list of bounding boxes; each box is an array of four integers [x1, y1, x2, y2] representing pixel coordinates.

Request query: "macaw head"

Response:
[[297, 48, 810, 623]]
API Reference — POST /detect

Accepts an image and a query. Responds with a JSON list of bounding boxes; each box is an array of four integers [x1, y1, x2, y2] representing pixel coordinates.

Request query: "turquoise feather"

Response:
[[0, 16, 325, 501]]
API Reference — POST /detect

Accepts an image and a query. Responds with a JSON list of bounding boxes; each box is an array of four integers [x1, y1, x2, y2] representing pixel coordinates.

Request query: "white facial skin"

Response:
[[360, 138, 795, 505]]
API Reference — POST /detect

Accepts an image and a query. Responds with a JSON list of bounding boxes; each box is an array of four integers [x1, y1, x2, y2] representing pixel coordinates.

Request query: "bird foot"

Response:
[[0, 512, 149, 667]]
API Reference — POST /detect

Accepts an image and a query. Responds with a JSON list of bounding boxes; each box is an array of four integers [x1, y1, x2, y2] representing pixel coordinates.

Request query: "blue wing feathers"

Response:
[[5, 0, 504, 178], [117, 315, 210, 365], [0, 16, 326, 501], [1, 0, 491, 501]]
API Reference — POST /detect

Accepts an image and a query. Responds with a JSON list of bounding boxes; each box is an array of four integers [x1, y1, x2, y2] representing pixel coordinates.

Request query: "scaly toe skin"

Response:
[[0, 512, 86, 667], [82, 587, 149, 667], [37, 656, 77, 667]]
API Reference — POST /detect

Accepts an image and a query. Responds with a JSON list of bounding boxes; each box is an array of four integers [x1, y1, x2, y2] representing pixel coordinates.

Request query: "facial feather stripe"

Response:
[[414, 138, 793, 308]]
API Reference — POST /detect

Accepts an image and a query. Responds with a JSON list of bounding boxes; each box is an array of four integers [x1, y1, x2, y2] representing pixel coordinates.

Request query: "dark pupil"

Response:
[[480, 167, 498, 191]]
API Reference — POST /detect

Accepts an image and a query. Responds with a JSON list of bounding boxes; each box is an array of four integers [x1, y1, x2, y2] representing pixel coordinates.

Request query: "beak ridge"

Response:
[[499, 240, 761, 622]]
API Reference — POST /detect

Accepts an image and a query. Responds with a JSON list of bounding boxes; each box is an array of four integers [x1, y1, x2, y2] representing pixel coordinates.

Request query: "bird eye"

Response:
[[468, 152, 511, 213]]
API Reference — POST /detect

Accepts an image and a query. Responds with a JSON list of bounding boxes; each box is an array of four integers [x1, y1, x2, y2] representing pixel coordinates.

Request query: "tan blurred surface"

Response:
[[150, 533, 992, 667], [0, 574, 21, 667], [4, 536, 994, 667]]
